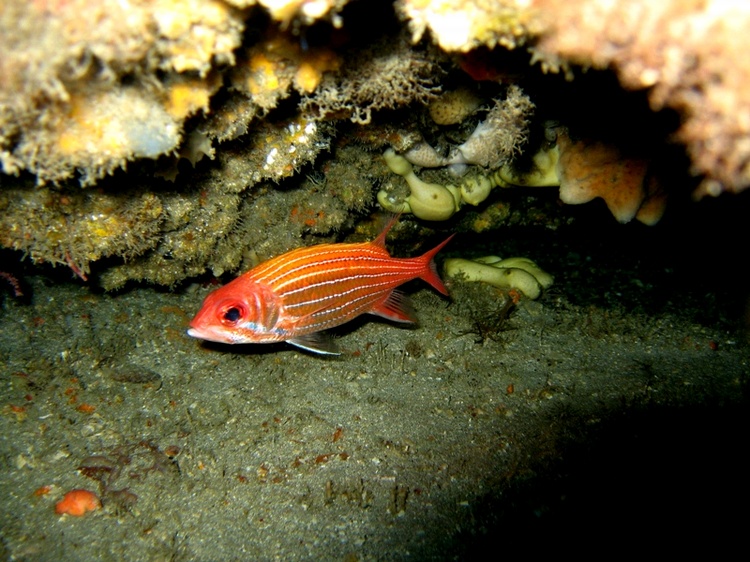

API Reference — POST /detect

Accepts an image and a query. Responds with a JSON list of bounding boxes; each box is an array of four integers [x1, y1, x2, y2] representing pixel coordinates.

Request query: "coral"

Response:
[[98, 116, 334, 290], [34, 77, 220, 186], [398, 0, 540, 52], [299, 33, 442, 124], [231, 28, 341, 111], [497, 128, 668, 224], [5, 0, 743, 289], [0, 184, 163, 280], [257, 0, 349, 28], [0, 0, 242, 185], [446, 84, 534, 169], [529, 0, 750, 198], [246, 115, 334, 184], [428, 87, 482, 125], [444, 255, 553, 300]]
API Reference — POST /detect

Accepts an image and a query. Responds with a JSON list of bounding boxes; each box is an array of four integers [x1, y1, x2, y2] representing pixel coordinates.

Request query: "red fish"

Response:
[[187, 218, 453, 354]]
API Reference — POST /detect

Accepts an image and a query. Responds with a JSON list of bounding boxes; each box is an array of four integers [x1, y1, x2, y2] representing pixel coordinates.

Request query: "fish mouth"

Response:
[[187, 326, 239, 344], [187, 327, 218, 341]]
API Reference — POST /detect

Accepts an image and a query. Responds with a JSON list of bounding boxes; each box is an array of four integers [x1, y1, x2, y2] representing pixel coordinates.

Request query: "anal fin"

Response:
[[369, 290, 417, 323], [288, 332, 340, 355]]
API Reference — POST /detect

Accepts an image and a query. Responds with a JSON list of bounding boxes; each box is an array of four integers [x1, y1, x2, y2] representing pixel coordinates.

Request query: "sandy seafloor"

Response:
[[1, 192, 748, 561]]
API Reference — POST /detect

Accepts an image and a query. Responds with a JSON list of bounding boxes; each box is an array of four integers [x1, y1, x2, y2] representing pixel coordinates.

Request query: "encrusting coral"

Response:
[[0, 0, 243, 185], [497, 127, 668, 225], [398, 0, 540, 52], [527, 0, 750, 200], [397, 0, 750, 200]]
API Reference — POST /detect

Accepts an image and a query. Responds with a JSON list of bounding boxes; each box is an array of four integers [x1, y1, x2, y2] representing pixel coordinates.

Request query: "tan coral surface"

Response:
[[0, 0, 243, 185], [529, 0, 750, 198]]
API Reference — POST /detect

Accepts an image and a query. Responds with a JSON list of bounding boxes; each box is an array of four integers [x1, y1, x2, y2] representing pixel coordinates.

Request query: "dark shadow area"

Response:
[[449, 393, 749, 558]]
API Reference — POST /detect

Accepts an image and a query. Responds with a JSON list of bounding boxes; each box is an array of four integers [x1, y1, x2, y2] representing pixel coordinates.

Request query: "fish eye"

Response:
[[222, 306, 242, 324]]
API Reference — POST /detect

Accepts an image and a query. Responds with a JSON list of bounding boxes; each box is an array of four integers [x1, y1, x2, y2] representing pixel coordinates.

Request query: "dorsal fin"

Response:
[[371, 214, 401, 248]]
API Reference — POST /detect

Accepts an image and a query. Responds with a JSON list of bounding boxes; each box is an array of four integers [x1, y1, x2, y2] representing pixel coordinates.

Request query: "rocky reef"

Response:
[[1, 0, 748, 288]]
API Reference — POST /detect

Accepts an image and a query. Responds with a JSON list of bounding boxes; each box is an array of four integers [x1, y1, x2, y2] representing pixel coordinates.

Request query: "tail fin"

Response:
[[418, 234, 454, 295]]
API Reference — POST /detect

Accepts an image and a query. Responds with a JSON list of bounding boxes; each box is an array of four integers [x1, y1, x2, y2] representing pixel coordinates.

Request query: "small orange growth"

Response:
[[165, 78, 214, 119], [3, 404, 28, 421], [506, 384, 515, 395], [315, 453, 331, 464], [76, 403, 96, 414], [33, 485, 52, 497], [55, 489, 101, 516], [293, 48, 340, 94], [164, 445, 180, 458], [332, 427, 344, 442], [507, 289, 522, 304], [247, 53, 281, 95]]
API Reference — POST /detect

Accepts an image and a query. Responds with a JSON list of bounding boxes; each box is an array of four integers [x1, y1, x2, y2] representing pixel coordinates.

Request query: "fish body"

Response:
[[187, 219, 453, 354]]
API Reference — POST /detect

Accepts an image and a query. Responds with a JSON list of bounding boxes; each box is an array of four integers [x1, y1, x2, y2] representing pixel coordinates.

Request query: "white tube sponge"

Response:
[[444, 256, 554, 300]]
